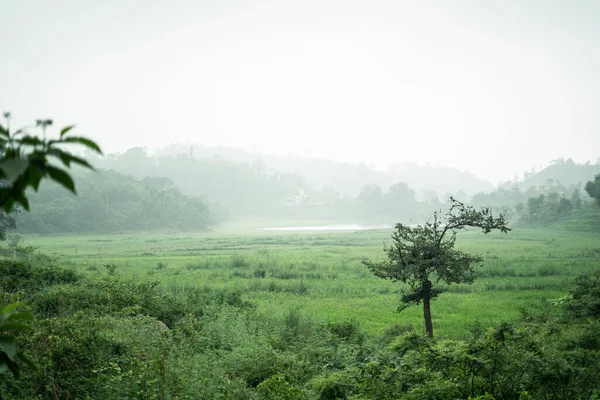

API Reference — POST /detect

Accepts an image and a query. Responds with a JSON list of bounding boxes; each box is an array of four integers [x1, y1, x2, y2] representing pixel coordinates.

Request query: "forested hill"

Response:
[[14, 169, 223, 234], [153, 144, 494, 198], [93, 148, 306, 214], [516, 159, 600, 190]]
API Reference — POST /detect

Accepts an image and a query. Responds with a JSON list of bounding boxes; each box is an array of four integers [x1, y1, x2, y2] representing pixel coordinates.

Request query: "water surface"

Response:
[[259, 224, 392, 232]]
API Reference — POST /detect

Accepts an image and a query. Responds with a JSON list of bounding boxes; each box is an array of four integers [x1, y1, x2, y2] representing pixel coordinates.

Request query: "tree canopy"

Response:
[[363, 198, 510, 337], [585, 174, 600, 206]]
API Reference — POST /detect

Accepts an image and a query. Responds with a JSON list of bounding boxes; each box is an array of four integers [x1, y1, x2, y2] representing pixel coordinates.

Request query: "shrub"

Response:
[[310, 371, 354, 400], [565, 271, 600, 319], [0, 259, 79, 295], [327, 318, 362, 343], [257, 373, 306, 400]]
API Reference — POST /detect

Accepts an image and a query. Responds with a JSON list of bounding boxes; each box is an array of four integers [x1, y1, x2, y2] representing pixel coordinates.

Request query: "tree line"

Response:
[[93, 147, 306, 214], [13, 168, 222, 234]]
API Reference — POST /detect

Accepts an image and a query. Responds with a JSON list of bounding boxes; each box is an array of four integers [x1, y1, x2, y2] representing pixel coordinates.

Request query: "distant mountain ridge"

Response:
[[515, 162, 600, 190], [155, 143, 494, 198]]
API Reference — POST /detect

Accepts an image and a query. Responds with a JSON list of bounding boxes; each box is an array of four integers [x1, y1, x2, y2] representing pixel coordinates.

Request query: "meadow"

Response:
[[22, 220, 600, 338]]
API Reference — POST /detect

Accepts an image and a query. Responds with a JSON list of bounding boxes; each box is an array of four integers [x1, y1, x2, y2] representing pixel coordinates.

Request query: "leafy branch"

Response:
[[0, 112, 103, 213]]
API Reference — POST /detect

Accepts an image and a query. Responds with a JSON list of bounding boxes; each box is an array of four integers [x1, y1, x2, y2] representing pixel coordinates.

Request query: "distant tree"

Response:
[[570, 189, 582, 210], [384, 182, 415, 217], [556, 197, 573, 216], [515, 202, 525, 218], [386, 182, 415, 201], [584, 174, 600, 206], [141, 176, 175, 189], [527, 195, 545, 220], [363, 198, 509, 337], [525, 186, 538, 198], [357, 184, 384, 214], [421, 189, 438, 204]]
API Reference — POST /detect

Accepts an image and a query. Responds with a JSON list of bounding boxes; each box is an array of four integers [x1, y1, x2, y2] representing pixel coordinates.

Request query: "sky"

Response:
[[2, 0, 599, 184]]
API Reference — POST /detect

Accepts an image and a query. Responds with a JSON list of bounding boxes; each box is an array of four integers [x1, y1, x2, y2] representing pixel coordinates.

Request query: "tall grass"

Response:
[[20, 227, 600, 337]]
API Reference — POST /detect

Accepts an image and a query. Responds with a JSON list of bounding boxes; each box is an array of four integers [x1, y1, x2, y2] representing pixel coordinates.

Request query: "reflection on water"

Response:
[[259, 224, 392, 232]]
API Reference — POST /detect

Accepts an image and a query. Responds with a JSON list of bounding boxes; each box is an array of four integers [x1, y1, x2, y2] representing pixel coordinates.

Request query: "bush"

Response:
[[0, 259, 79, 295], [257, 373, 306, 400], [565, 271, 600, 319], [310, 371, 354, 400], [327, 318, 362, 343]]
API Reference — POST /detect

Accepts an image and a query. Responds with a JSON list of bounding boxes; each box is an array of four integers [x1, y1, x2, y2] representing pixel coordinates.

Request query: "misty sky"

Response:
[[2, 0, 599, 184]]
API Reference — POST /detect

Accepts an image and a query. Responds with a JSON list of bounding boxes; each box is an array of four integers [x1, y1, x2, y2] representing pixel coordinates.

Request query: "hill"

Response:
[[155, 143, 494, 198], [517, 160, 600, 190]]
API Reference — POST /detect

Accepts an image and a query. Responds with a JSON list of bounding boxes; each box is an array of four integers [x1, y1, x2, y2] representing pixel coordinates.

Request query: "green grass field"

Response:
[[21, 221, 600, 338]]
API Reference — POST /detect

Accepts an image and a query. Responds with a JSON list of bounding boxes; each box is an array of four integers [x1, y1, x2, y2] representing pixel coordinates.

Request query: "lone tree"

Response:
[[363, 198, 510, 337]]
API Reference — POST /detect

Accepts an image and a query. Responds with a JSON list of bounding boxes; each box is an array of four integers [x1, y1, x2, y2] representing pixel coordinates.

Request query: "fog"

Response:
[[2, 0, 599, 184]]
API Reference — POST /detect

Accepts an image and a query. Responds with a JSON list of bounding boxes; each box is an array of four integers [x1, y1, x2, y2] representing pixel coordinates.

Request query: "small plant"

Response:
[[253, 269, 266, 278], [230, 255, 248, 268], [104, 263, 118, 275], [257, 373, 306, 400], [155, 261, 168, 270], [327, 317, 362, 342]]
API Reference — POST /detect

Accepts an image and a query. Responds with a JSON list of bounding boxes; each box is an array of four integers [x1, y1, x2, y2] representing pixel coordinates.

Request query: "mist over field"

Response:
[[2, 1, 600, 399], [3, 0, 600, 185]]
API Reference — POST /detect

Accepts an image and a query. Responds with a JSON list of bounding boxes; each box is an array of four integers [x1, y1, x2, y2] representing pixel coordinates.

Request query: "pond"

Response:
[[259, 224, 392, 232]]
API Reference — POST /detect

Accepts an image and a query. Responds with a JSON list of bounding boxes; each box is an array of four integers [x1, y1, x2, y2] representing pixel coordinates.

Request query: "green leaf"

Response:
[[0, 159, 28, 181], [61, 136, 102, 154], [3, 354, 20, 377], [12, 128, 30, 137], [60, 125, 76, 137], [0, 322, 32, 331], [25, 166, 44, 191], [1, 303, 23, 315], [0, 190, 15, 213], [0, 336, 17, 360], [14, 192, 30, 211], [65, 154, 94, 170], [4, 312, 34, 322], [48, 150, 94, 170], [17, 135, 44, 146], [46, 166, 76, 193]]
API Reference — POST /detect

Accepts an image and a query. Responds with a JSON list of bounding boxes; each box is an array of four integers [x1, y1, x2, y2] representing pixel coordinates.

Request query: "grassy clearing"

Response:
[[22, 223, 600, 338]]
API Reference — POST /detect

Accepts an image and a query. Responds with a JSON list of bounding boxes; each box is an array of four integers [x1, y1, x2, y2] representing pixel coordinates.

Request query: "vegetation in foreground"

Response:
[[0, 226, 599, 399]]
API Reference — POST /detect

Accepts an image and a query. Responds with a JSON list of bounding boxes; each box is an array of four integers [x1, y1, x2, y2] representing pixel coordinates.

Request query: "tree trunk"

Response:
[[423, 280, 433, 337]]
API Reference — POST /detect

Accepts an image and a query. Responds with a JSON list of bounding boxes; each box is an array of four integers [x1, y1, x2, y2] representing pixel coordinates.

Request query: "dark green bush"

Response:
[[565, 271, 600, 319], [327, 317, 362, 343], [0, 258, 80, 295]]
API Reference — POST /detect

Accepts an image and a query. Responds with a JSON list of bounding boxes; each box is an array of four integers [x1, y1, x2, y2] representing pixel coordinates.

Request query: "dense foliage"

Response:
[[94, 147, 306, 214], [1, 247, 599, 399], [585, 174, 600, 206], [13, 169, 221, 234]]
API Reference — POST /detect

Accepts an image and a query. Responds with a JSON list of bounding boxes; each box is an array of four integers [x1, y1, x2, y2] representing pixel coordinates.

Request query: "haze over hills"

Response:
[[515, 159, 600, 191], [154, 143, 494, 199]]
